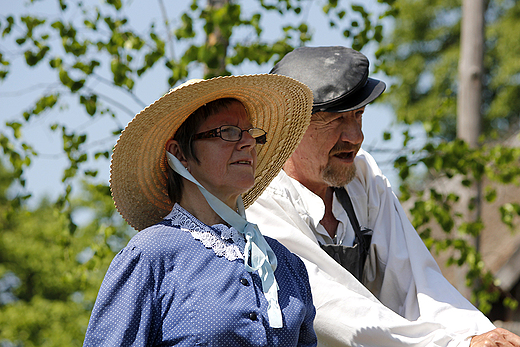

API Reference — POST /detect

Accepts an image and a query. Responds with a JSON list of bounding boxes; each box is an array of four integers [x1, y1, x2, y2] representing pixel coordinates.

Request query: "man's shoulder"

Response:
[[350, 148, 389, 190], [354, 148, 382, 174], [257, 170, 299, 200]]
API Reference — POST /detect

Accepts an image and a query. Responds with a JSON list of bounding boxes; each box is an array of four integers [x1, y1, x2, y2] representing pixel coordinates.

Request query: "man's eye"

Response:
[[328, 116, 343, 124]]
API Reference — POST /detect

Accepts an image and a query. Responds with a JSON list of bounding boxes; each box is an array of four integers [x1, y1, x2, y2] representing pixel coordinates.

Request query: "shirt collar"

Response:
[[283, 172, 355, 246], [285, 172, 326, 229]]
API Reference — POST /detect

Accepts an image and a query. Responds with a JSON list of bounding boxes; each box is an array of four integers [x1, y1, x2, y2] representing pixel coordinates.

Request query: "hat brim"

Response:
[[110, 74, 313, 231], [313, 78, 386, 113]]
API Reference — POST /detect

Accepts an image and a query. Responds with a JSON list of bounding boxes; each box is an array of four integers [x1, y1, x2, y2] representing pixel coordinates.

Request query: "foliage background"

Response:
[[1, 0, 520, 345], [0, 0, 397, 344]]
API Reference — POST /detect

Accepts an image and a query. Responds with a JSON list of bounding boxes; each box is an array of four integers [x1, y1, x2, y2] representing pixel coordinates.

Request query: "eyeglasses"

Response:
[[192, 125, 267, 144]]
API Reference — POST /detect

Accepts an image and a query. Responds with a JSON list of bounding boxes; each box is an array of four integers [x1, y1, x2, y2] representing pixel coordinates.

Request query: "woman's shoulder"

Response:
[[264, 236, 302, 267], [124, 221, 193, 258]]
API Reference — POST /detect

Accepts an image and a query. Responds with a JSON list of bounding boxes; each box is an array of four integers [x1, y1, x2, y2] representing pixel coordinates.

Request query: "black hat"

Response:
[[270, 46, 386, 113]]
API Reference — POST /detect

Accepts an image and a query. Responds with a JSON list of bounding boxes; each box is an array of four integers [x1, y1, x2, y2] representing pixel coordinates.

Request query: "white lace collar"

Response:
[[163, 204, 246, 262]]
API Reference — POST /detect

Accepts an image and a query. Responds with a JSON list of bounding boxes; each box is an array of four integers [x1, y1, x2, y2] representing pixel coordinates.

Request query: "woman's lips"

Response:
[[231, 159, 253, 166]]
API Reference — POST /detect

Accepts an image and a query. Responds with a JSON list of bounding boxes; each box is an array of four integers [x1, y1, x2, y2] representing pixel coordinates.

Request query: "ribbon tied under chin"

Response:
[[166, 151, 283, 328]]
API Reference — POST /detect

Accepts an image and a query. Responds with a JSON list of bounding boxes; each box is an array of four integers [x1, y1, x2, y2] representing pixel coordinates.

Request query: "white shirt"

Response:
[[246, 148, 495, 347], [314, 192, 356, 246]]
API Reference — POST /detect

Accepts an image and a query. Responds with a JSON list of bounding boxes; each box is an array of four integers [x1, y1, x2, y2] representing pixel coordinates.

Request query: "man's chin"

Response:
[[322, 164, 357, 188]]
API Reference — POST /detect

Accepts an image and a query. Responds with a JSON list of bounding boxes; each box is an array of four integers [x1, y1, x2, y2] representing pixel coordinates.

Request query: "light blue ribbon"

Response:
[[166, 152, 283, 328]]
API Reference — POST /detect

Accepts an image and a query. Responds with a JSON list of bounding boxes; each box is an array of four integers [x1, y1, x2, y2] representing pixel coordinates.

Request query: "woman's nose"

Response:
[[237, 129, 256, 149]]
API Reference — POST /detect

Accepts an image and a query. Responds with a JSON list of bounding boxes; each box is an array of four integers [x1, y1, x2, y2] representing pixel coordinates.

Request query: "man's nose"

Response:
[[339, 118, 364, 145]]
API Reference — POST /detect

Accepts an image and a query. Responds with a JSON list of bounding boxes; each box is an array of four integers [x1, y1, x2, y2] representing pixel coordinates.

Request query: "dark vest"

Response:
[[319, 187, 372, 282]]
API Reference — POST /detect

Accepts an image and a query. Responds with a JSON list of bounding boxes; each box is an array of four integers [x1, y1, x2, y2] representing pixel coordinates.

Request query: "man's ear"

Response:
[[165, 139, 189, 168]]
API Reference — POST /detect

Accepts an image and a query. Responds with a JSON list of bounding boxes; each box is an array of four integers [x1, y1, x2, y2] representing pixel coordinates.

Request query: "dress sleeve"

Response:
[[295, 256, 318, 347], [83, 245, 158, 346]]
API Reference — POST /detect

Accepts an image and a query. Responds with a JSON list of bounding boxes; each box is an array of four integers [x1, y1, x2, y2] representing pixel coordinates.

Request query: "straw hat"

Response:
[[110, 74, 313, 231]]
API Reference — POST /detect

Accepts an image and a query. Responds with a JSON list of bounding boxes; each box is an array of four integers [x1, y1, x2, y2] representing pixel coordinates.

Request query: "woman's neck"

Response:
[[178, 181, 236, 226]]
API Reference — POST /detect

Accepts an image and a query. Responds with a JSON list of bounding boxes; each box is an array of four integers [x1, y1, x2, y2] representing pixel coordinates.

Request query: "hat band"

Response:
[[312, 77, 369, 113], [166, 152, 283, 328]]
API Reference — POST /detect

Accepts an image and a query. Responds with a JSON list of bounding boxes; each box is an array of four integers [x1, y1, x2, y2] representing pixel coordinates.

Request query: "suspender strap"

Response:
[[333, 187, 372, 256], [318, 187, 372, 281], [334, 187, 362, 237]]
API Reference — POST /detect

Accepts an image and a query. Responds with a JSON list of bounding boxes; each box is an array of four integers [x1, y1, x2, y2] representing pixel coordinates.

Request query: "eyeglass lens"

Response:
[[221, 126, 266, 144]]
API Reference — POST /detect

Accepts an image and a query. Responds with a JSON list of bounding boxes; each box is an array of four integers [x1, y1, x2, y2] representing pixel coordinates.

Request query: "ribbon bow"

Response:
[[166, 152, 283, 328]]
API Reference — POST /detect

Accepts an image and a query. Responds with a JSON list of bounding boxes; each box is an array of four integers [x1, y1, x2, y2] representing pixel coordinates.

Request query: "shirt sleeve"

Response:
[[246, 163, 496, 347], [83, 245, 158, 346], [354, 150, 496, 344]]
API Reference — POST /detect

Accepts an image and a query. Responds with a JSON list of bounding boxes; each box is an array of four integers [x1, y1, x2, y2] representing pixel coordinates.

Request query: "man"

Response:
[[247, 46, 520, 346]]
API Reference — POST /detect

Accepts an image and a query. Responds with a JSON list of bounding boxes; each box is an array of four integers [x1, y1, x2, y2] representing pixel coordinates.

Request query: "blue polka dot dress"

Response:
[[83, 204, 317, 346]]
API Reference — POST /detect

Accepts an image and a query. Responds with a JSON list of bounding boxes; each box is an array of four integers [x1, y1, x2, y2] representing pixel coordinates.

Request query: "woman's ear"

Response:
[[165, 139, 189, 168]]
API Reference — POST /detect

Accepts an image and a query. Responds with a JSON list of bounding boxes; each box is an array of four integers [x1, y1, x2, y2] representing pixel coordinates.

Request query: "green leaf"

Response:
[[24, 45, 50, 66], [23, 94, 59, 121], [6, 122, 23, 139], [2, 16, 15, 37], [94, 151, 109, 159], [484, 187, 497, 203], [106, 0, 122, 10], [79, 94, 97, 116]]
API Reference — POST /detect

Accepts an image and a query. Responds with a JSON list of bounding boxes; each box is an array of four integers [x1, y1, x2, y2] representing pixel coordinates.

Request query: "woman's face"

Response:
[[187, 101, 257, 207]]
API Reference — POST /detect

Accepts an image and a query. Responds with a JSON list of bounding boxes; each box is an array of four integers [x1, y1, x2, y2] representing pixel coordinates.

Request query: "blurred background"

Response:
[[0, 0, 519, 344]]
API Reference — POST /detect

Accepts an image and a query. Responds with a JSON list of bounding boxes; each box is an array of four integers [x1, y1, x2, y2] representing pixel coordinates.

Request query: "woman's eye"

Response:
[[221, 127, 236, 134]]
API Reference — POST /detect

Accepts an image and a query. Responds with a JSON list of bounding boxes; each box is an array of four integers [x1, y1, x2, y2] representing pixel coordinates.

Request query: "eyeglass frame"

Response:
[[191, 125, 267, 145]]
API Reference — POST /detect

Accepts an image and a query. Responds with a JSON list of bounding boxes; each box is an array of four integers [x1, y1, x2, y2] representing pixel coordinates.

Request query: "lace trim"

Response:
[[163, 204, 245, 262]]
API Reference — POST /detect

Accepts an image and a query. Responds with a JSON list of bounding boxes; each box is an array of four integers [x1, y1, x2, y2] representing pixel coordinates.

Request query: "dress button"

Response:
[[249, 312, 257, 321], [240, 278, 249, 286]]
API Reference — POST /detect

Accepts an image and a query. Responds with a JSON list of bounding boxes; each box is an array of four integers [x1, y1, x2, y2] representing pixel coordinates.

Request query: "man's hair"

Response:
[[166, 98, 242, 204]]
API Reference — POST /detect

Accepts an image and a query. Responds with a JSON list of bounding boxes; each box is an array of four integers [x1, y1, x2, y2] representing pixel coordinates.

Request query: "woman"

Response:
[[83, 74, 315, 346]]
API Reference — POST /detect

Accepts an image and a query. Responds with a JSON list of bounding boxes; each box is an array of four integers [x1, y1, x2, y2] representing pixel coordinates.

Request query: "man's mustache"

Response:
[[329, 142, 361, 156]]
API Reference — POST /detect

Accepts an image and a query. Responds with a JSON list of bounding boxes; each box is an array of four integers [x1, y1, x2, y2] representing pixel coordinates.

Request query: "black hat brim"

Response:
[[313, 77, 386, 113]]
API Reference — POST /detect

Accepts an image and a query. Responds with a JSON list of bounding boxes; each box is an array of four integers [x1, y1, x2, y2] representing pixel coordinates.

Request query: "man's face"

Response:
[[284, 107, 364, 194]]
